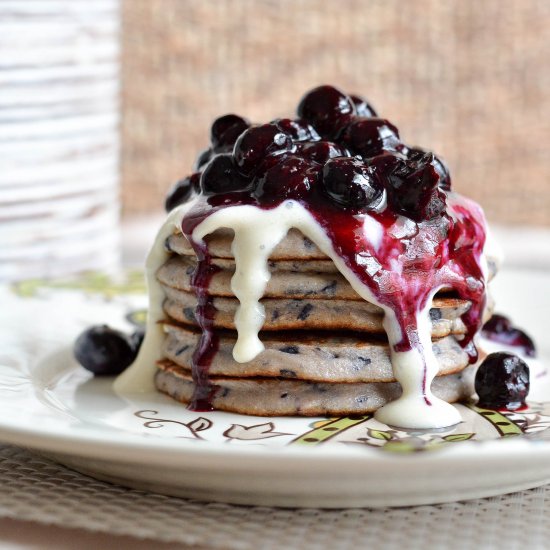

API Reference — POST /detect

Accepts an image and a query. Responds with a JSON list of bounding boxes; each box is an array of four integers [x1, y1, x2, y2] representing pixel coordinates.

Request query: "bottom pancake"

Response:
[[155, 361, 478, 416]]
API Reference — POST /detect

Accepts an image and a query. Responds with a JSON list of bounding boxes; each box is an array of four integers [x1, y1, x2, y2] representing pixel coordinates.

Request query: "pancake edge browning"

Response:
[[155, 361, 477, 416]]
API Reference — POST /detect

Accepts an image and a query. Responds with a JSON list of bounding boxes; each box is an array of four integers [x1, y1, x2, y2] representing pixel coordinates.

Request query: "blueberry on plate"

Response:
[[482, 314, 536, 357], [210, 114, 250, 150], [200, 153, 250, 194], [74, 325, 138, 376], [349, 94, 378, 117], [297, 85, 355, 139], [321, 156, 385, 212], [475, 352, 530, 411], [131, 329, 145, 351], [164, 173, 200, 212], [233, 123, 293, 176]]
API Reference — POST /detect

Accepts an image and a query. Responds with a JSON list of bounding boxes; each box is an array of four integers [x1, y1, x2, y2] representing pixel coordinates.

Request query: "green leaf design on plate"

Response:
[[12, 270, 146, 299], [442, 433, 475, 442], [292, 415, 371, 445], [367, 428, 393, 441], [381, 440, 419, 453], [126, 309, 148, 328], [467, 404, 524, 437]]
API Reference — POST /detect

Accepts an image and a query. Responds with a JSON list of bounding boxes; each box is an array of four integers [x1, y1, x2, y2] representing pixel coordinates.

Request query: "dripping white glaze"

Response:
[[113, 201, 198, 393], [116, 197, 488, 429]]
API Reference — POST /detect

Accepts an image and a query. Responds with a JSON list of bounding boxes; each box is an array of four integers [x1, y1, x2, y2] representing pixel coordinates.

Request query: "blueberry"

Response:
[[321, 157, 385, 211], [484, 315, 515, 336], [297, 85, 355, 139], [385, 152, 446, 221], [254, 156, 320, 202], [349, 94, 377, 117], [191, 171, 202, 192], [195, 148, 213, 170], [131, 329, 145, 351], [408, 146, 451, 191], [233, 123, 293, 176], [200, 154, 250, 195], [164, 173, 200, 212], [272, 118, 320, 142], [74, 325, 137, 376], [482, 314, 536, 357], [297, 140, 348, 164], [210, 114, 250, 150], [366, 150, 407, 175], [475, 352, 530, 411], [340, 117, 401, 159]]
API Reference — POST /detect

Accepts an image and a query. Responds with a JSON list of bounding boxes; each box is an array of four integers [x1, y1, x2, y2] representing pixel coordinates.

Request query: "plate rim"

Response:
[[1, 375, 550, 469]]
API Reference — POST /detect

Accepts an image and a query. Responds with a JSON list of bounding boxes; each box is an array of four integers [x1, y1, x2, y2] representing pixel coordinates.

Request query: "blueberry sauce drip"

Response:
[[482, 314, 536, 357], [181, 227, 222, 411], [301, 192, 486, 407], [173, 85, 487, 413]]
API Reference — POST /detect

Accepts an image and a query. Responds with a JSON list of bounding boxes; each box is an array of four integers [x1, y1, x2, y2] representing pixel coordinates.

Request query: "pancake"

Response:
[[165, 229, 500, 281], [161, 323, 471, 383], [158, 255, 491, 303], [153, 225, 493, 417], [161, 285, 478, 337], [158, 254, 358, 299], [166, 227, 328, 261], [155, 361, 477, 416]]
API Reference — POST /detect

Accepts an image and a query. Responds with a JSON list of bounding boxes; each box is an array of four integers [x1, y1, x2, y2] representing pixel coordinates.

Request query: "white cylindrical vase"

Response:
[[0, 0, 121, 281]]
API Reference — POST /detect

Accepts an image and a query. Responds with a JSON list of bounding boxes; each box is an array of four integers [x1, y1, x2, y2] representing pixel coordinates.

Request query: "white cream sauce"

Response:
[[113, 201, 198, 393], [116, 197, 488, 429]]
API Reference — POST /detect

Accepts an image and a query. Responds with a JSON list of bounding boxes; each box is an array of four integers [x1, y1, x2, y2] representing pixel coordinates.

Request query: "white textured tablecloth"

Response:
[[0, 444, 549, 549]]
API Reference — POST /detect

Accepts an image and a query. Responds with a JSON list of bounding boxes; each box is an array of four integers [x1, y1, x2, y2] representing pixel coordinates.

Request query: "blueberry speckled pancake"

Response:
[[158, 255, 354, 298], [154, 361, 477, 416], [161, 323, 471, 383], [164, 229, 500, 280], [165, 228, 328, 261], [160, 284, 491, 337], [154, 224, 493, 417], [157, 256, 498, 319]]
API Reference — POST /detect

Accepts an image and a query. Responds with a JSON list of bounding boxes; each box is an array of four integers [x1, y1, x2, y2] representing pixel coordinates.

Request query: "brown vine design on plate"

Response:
[[131, 403, 550, 452], [135, 410, 212, 439]]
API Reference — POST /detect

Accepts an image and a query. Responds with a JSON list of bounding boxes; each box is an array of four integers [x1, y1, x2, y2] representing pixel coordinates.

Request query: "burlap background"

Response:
[[121, 0, 550, 226]]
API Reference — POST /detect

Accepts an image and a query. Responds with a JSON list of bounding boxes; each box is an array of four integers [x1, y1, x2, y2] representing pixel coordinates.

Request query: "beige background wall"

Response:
[[122, 0, 550, 226]]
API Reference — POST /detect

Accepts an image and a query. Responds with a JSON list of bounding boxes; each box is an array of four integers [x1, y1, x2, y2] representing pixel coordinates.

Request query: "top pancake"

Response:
[[165, 228, 498, 280], [166, 228, 329, 260], [165, 228, 499, 280]]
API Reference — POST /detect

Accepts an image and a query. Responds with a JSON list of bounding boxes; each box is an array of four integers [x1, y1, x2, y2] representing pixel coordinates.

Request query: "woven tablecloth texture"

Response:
[[0, 445, 548, 549]]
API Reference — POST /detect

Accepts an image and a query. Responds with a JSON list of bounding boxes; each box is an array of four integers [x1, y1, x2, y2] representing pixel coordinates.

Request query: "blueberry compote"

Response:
[[169, 85, 487, 427]]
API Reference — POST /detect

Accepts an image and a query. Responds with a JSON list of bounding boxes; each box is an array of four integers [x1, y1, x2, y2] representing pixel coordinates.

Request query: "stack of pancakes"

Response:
[[154, 228, 495, 416]]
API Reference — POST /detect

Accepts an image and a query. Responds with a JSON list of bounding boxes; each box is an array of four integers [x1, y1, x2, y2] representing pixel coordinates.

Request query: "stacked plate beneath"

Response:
[[0, 1, 120, 280], [154, 228, 494, 416]]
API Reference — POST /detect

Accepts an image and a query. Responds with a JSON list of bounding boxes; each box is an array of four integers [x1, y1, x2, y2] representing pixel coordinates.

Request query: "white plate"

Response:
[[0, 268, 549, 508]]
